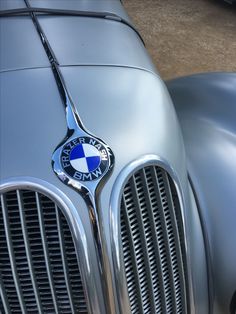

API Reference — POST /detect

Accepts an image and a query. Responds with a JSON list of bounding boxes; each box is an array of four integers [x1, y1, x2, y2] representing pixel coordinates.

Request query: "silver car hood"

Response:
[[0, 63, 209, 313], [0, 63, 189, 237]]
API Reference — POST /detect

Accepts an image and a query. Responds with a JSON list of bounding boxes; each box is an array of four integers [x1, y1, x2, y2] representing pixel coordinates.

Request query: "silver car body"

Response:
[[0, 0, 235, 313]]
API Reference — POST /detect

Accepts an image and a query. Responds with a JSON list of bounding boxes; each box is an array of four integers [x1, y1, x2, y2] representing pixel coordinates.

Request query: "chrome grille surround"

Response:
[[110, 156, 192, 314], [0, 178, 95, 314]]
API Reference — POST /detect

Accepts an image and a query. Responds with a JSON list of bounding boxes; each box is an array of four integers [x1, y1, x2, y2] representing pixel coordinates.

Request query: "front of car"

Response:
[[1, 1, 235, 314]]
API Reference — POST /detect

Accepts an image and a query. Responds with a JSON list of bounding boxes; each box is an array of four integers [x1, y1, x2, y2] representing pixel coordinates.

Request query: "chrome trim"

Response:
[[0, 276, 10, 313], [1, 193, 27, 314], [0, 7, 145, 46], [0, 177, 104, 314], [55, 206, 76, 314], [35, 191, 59, 312], [22, 1, 115, 311], [110, 155, 195, 314], [17, 190, 43, 313]]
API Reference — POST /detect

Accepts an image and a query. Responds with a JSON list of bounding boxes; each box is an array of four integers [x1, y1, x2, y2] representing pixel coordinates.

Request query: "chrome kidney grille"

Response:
[[0, 189, 87, 314], [120, 165, 188, 314]]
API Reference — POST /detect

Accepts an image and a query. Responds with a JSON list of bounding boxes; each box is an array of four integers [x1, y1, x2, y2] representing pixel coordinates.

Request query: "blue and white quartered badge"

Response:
[[60, 136, 110, 182]]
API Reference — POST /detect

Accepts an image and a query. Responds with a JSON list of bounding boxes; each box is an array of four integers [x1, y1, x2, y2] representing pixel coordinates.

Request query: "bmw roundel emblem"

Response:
[[60, 136, 110, 182]]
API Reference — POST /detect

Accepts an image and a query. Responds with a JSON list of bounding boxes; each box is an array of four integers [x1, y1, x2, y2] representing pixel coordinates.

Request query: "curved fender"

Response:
[[166, 73, 236, 314]]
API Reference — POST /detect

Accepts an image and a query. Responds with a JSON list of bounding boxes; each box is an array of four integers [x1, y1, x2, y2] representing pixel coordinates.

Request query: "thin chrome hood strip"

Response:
[[0, 7, 145, 45], [22, 1, 115, 313]]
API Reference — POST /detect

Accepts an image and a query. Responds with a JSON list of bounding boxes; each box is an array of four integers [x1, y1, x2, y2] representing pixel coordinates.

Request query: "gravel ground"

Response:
[[123, 0, 236, 79]]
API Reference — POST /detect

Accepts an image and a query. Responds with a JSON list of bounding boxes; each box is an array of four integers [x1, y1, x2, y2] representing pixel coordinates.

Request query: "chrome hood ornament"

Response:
[[51, 65, 115, 196]]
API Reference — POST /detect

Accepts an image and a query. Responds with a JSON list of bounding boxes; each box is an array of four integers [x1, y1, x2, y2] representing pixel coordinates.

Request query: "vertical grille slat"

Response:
[[121, 196, 146, 313], [55, 205, 76, 314], [0, 194, 27, 314], [120, 165, 188, 314], [17, 190, 43, 313], [0, 189, 88, 314], [0, 276, 10, 313], [151, 167, 178, 312], [35, 192, 59, 314], [161, 170, 187, 312], [129, 175, 157, 314]]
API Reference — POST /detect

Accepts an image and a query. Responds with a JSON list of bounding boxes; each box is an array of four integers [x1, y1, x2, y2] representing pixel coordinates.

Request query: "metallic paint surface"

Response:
[[0, 0, 26, 10], [0, 17, 50, 72], [167, 72, 236, 314], [36, 15, 155, 72]]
